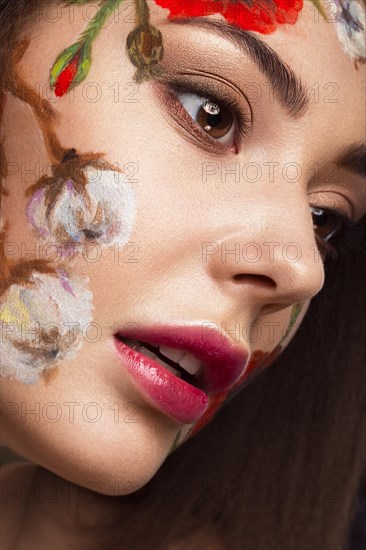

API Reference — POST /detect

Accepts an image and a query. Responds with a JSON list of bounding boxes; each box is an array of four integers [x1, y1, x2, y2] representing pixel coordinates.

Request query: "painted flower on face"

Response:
[[51, 0, 313, 96], [332, 0, 366, 61], [154, 0, 304, 33], [51, 0, 164, 95], [26, 152, 135, 249], [0, 265, 93, 384], [126, 24, 164, 83], [50, 0, 121, 97], [50, 41, 91, 98]]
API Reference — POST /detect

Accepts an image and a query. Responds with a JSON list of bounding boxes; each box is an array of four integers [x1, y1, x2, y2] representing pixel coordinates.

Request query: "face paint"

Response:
[[26, 155, 136, 250], [154, 0, 305, 33], [6, 45, 136, 254], [1, 19, 137, 386], [51, 0, 314, 97], [0, 266, 93, 384], [157, 0, 365, 63], [51, 0, 163, 95], [331, 0, 366, 62], [0, 91, 8, 234]]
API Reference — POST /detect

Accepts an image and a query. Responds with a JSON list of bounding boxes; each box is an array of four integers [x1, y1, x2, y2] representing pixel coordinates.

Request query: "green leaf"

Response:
[[290, 303, 303, 326], [50, 0, 126, 95], [309, 0, 328, 21], [279, 303, 304, 345], [73, 43, 92, 85]]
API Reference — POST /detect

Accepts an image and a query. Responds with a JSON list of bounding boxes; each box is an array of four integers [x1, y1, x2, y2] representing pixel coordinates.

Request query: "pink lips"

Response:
[[113, 325, 248, 425]]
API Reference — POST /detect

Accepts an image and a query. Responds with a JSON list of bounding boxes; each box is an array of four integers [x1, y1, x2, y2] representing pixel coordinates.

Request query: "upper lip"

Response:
[[115, 324, 249, 394]]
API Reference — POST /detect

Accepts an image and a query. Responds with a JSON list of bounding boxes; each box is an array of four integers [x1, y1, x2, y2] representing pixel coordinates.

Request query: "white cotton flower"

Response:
[[333, 0, 366, 60], [83, 167, 136, 245], [0, 269, 93, 384], [27, 166, 136, 248], [27, 181, 89, 242]]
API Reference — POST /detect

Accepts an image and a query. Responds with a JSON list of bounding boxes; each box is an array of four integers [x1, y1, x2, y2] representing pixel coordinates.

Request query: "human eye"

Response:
[[311, 206, 346, 242], [153, 76, 252, 154], [310, 205, 363, 261], [176, 91, 236, 146]]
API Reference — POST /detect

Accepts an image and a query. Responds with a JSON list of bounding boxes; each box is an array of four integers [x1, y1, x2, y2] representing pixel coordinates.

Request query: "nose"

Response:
[[203, 200, 325, 314]]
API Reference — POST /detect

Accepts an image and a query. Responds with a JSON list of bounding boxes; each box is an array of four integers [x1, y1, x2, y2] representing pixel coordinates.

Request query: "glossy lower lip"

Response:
[[114, 337, 209, 424]]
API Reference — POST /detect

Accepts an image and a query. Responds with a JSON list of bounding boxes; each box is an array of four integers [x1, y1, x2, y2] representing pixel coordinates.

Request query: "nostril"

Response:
[[232, 273, 277, 289]]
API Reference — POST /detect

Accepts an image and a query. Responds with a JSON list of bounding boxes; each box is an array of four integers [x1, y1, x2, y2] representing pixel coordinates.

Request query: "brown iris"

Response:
[[196, 99, 234, 139], [311, 207, 343, 241]]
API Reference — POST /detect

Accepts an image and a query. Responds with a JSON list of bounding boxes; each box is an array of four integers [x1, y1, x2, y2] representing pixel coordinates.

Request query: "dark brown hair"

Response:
[[1, 2, 365, 549]]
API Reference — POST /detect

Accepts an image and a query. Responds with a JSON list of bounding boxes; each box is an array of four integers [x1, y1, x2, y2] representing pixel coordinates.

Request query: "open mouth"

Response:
[[114, 325, 248, 424], [117, 336, 203, 388]]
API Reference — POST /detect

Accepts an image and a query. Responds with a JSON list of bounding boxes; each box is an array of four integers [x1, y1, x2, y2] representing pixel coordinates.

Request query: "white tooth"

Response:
[[139, 346, 182, 378], [139, 346, 158, 360], [155, 357, 181, 378], [159, 345, 185, 363], [178, 353, 203, 376]]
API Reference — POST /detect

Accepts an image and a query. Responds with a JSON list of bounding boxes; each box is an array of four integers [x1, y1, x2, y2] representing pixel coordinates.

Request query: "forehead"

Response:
[[260, 3, 365, 144], [154, 4, 365, 117], [20, 1, 365, 84], [261, 3, 365, 85], [14, 0, 366, 131], [159, 4, 364, 83]]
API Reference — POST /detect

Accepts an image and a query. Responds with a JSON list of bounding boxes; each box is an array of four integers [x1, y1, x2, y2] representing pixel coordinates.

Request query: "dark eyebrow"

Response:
[[172, 17, 310, 118], [337, 143, 366, 179]]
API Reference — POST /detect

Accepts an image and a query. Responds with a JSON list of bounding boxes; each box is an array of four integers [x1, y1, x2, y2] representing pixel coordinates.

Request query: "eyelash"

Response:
[[157, 80, 364, 261]]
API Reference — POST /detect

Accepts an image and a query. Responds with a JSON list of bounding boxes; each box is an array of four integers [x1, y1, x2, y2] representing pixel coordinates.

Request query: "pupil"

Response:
[[197, 101, 233, 138], [314, 209, 328, 227], [206, 112, 222, 128], [312, 207, 339, 241]]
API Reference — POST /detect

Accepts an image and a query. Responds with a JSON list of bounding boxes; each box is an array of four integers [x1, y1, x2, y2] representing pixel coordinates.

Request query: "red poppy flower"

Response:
[[154, 0, 304, 34]]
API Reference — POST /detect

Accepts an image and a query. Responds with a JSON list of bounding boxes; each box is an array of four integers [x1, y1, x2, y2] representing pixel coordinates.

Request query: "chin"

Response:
[[28, 430, 172, 496], [62, 462, 162, 496]]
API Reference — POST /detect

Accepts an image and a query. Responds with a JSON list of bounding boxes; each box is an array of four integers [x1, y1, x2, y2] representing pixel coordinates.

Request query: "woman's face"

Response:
[[1, 1, 365, 494]]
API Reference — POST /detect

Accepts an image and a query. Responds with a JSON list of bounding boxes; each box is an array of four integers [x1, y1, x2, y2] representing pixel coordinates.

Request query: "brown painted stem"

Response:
[[134, 0, 150, 26], [8, 40, 66, 164], [0, 226, 11, 282]]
